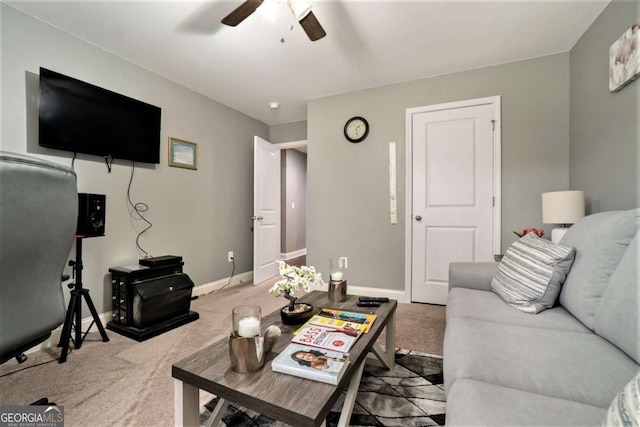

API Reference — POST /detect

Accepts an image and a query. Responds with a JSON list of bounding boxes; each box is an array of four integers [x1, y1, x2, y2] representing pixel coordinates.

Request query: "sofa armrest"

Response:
[[449, 262, 499, 292]]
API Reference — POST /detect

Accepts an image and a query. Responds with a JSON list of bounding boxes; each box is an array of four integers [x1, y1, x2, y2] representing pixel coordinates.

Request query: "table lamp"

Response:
[[542, 191, 585, 244]]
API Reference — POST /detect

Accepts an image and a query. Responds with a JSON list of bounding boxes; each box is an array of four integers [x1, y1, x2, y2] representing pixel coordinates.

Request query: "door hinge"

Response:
[[492, 196, 495, 207]]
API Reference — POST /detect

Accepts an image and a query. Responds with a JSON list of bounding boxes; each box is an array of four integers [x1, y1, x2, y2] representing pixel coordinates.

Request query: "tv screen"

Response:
[[38, 67, 161, 164]]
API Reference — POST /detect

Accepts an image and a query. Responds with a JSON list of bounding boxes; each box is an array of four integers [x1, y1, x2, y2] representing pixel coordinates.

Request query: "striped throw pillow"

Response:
[[604, 371, 640, 427], [491, 233, 575, 314]]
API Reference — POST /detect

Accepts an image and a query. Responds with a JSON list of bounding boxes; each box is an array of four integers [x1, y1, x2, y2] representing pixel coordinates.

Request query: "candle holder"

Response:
[[328, 280, 347, 302], [328, 258, 348, 302], [229, 305, 264, 373], [232, 305, 262, 338], [229, 333, 265, 373]]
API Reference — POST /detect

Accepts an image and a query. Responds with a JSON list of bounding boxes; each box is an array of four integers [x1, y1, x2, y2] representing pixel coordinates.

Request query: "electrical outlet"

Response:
[[228, 251, 234, 262]]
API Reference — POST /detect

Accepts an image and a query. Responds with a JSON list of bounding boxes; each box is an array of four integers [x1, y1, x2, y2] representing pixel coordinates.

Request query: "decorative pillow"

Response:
[[604, 371, 640, 427], [491, 233, 575, 314]]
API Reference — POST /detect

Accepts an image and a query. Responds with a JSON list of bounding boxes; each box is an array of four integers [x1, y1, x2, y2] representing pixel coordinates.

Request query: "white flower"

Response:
[[268, 260, 325, 297]]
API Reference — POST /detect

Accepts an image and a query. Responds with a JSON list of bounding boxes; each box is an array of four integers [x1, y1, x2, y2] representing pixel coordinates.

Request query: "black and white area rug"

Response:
[[200, 349, 445, 427]]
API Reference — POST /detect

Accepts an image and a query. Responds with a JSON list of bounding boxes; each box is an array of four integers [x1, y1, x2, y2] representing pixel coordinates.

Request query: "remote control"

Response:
[[357, 301, 380, 307], [359, 297, 389, 303]]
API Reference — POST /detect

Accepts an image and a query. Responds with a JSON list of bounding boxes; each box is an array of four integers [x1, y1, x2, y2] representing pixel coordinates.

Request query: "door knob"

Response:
[[251, 216, 264, 221], [415, 215, 422, 222]]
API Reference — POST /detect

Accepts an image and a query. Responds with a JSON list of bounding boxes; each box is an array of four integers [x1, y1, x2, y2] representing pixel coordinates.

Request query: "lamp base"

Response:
[[551, 227, 569, 244]]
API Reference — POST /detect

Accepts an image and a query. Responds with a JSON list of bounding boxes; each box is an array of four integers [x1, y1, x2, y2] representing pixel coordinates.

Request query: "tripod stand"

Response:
[[58, 236, 109, 363]]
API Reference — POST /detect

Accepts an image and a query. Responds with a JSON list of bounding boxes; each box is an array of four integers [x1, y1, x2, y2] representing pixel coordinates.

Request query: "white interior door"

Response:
[[410, 98, 499, 304], [253, 136, 281, 285]]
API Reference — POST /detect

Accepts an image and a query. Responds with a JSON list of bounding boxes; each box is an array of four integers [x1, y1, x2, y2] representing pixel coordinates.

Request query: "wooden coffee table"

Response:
[[172, 290, 397, 427]]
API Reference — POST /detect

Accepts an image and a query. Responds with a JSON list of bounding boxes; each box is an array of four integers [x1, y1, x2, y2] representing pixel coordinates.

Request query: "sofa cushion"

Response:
[[594, 232, 640, 364], [443, 317, 638, 408], [447, 378, 607, 427], [447, 287, 591, 333], [559, 209, 640, 330], [491, 233, 575, 313], [604, 371, 640, 427]]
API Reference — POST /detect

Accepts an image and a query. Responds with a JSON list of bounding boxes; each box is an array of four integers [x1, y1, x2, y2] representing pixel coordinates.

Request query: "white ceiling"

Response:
[[6, 0, 609, 126]]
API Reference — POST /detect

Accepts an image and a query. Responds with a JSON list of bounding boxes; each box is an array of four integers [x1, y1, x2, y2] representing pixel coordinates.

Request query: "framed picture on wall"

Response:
[[609, 21, 640, 92], [169, 137, 197, 170]]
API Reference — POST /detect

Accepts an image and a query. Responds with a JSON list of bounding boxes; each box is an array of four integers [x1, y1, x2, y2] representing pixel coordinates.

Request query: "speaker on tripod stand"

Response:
[[58, 193, 109, 363], [76, 193, 105, 237]]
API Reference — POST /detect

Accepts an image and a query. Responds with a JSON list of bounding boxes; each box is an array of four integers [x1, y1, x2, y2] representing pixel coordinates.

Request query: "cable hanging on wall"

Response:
[[104, 155, 113, 173], [127, 161, 153, 257]]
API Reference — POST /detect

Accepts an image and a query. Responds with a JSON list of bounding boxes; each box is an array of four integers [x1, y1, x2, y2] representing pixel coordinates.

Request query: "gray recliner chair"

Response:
[[0, 151, 77, 364]]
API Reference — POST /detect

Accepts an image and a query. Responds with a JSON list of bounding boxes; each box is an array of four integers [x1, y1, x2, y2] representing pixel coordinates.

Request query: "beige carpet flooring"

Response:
[[0, 280, 444, 426]]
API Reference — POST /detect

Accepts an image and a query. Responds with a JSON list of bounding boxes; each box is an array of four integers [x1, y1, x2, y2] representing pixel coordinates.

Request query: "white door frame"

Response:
[[404, 96, 502, 301], [277, 139, 307, 151]]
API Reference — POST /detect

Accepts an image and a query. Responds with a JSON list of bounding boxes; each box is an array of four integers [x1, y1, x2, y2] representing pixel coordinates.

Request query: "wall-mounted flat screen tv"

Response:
[[38, 67, 161, 164]]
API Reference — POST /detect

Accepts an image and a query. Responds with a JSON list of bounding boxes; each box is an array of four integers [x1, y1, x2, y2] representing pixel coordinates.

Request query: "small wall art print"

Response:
[[609, 21, 640, 92], [169, 137, 197, 170]]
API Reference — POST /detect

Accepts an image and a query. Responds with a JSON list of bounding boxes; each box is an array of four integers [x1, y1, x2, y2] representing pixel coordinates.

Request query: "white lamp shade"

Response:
[[288, 0, 312, 21], [542, 191, 585, 225]]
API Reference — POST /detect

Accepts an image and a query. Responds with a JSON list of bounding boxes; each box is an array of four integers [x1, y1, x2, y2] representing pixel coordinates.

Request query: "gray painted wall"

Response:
[[1, 4, 269, 313], [281, 150, 307, 255], [270, 121, 307, 144], [570, 0, 639, 213], [307, 54, 570, 291]]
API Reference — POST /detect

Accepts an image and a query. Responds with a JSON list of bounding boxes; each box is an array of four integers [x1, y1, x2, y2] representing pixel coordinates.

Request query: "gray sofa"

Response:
[[443, 208, 639, 426]]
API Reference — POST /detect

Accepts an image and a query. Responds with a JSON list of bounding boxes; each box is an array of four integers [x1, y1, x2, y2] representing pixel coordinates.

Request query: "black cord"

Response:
[[127, 161, 153, 257], [0, 360, 55, 377], [71, 152, 77, 170], [104, 155, 113, 173], [0, 348, 71, 377]]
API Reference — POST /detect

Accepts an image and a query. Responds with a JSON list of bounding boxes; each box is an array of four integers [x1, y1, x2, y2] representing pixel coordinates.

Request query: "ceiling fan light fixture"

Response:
[[221, 0, 264, 27], [257, 0, 280, 23], [287, 0, 312, 22], [222, 0, 325, 42]]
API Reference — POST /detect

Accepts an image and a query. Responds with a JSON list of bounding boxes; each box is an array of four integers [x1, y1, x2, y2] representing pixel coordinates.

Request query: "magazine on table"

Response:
[[290, 324, 360, 353], [295, 308, 377, 335], [271, 343, 349, 385]]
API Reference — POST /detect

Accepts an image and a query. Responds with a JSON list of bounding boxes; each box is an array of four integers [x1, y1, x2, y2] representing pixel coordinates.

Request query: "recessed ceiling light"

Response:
[[269, 102, 280, 109]]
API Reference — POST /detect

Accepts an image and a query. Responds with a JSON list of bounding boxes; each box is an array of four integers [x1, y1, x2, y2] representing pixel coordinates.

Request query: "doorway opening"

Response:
[[279, 140, 308, 268]]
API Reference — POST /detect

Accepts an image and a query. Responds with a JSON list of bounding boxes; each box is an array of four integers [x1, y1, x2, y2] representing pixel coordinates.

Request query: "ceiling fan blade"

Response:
[[221, 0, 264, 27], [299, 11, 326, 41]]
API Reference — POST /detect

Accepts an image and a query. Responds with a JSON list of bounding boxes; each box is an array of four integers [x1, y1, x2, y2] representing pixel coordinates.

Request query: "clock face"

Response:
[[344, 117, 369, 143]]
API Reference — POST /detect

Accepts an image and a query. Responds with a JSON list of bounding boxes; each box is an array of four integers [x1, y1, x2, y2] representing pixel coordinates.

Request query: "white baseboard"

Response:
[[280, 249, 307, 260], [347, 285, 409, 303], [192, 270, 254, 297]]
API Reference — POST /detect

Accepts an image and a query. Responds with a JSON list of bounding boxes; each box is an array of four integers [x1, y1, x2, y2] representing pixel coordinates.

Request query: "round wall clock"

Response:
[[344, 116, 369, 143]]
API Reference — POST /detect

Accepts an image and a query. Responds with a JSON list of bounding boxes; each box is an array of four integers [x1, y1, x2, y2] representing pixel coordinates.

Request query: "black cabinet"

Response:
[[107, 256, 199, 341]]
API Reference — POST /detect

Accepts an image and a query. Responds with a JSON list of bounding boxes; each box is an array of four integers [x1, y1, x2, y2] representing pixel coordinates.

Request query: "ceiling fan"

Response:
[[221, 0, 326, 42]]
